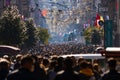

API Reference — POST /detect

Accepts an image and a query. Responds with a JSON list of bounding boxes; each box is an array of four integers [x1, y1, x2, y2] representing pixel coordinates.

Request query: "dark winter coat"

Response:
[[54, 69, 80, 80], [101, 70, 120, 80], [7, 68, 34, 80]]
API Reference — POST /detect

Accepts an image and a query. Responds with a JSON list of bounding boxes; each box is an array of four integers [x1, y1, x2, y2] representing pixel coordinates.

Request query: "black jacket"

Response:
[[54, 69, 80, 80], [102, 70, 120, 80], [0, 69, 9, 80], [79, 73, 91, 80], [7, 68, 34, 80], [32, 63, 46, 80]]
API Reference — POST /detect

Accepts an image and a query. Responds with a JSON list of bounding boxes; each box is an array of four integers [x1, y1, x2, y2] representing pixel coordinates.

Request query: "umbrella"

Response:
[[0, 45, 20, 55]]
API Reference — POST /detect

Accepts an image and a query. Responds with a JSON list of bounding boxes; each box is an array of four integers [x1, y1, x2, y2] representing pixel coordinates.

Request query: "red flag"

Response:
[[94, 14, 100, 27], [96, 14, 100, 20]]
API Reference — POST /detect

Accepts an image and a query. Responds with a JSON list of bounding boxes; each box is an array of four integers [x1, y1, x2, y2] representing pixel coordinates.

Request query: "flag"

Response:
[[96, 14, 100, 20], [94, 14, 100, 27], [94, 14, 104, 28]]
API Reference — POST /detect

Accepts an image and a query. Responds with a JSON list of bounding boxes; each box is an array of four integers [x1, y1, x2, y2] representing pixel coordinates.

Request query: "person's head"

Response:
[[107, 58, 117, 70], [42, 59, 49, 67], [88, 62, 93, 70], [31, 55, 38, 63], [80, 61, 89, 69], [57, 57, 64, 65], [78, 58, 85, 64], [93, 63, 99, 71], [49, 60, 57, 69], [3, 55, 11, 62], [16, 54, 22, 62], [0, 58, 10, 78], [21, 54, 35, 72], [63, 57, 73, 70], [0, 58, 10, 70]]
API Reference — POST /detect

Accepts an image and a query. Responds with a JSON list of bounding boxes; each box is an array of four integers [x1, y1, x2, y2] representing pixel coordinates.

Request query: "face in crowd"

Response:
[[20, 55, 35, 72]]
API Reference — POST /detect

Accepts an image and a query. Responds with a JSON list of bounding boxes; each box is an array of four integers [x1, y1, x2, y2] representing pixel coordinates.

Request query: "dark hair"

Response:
[[107, 58, 117, 68], [93, 63, 99, 71], [63, 57, 73, 68], [78, 58, 85, 64], [43, 59, 49, 67], [57, 57, 64, 65], [31, 55, 38, 63], [49, 60, 57, 69], [0, 59, 10, 69], [21, 55, 34, 66], [80, 61, 89, 69]]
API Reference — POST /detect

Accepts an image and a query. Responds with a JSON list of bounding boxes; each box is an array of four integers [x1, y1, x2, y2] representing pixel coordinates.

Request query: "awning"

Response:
[[0, 45, 20, 55]]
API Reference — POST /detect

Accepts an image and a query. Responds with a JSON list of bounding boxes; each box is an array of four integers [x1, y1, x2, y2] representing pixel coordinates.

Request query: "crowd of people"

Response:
[[0, 53, 120, 80], [32, 42, 96, 56]]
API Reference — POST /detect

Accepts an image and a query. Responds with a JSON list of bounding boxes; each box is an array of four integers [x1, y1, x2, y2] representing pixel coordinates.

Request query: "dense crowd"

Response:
[[0, 53, 120, 80], [32, 42, 96, 56]]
